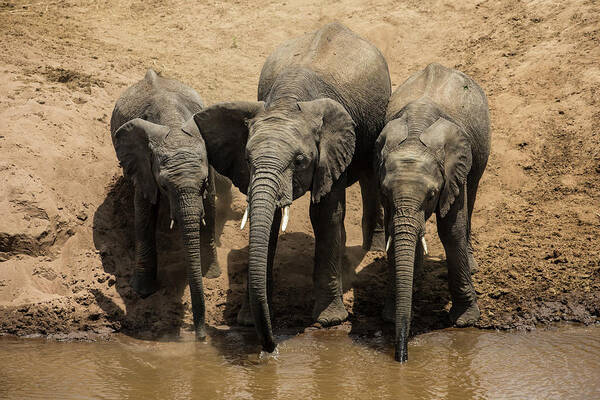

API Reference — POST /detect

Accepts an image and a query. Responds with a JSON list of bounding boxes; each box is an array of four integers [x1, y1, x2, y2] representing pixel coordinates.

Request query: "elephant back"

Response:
[[258, 23, 391, 130], [386, 63, 490, 151]]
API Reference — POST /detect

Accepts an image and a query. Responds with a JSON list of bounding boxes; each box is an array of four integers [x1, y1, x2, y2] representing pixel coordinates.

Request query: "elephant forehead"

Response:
[[247, 127, 312, 153], [382, 174, 441, 200], [383, 154, 442, 182], [385, 151, 428, 169], [250, 121, 302, 139], [156, 147, 207, 167], [158, 162, 208, 188]]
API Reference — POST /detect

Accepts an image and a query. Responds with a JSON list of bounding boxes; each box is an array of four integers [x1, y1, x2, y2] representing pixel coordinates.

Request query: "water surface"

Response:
[[1, 325, 599, 399]]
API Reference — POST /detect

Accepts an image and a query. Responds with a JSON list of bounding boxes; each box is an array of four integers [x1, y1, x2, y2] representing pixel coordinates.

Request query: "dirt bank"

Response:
[[1, 0, 599, 342]]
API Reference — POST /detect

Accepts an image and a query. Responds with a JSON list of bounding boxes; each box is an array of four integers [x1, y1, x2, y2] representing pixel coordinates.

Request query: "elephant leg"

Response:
[[215, 171, 233, 211], [310, 175, 348, 327], [200, 167, 221, 279], [359, 170, 385, 251], [436, 184, 479, 327], [130, 187, 160, 298], [213, 172, 233, 247], [466, 174, 481, 274], [237, 208, 281, 326]]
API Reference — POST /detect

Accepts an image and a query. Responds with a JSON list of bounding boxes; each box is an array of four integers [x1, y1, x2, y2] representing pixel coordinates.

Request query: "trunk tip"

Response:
[[262, 339, 277, 354], [259, 345, 279, 360], [394, 341, 408, 363]]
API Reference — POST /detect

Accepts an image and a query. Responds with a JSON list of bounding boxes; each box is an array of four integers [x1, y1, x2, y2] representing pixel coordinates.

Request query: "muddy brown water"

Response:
[[1, 325, 599, 400]]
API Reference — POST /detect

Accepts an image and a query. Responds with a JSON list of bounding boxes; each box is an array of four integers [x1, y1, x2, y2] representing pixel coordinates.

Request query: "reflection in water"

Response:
[[1, 325, 599, 400]]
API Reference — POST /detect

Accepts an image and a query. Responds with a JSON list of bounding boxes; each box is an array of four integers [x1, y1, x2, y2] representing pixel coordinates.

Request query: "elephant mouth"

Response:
[[386, 233, 429, 254], [240, 199, 291, 232], [168, 187, 206, 230]]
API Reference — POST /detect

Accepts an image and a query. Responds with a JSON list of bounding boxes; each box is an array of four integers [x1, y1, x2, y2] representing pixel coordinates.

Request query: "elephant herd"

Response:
[[110, 22, 490, 363]]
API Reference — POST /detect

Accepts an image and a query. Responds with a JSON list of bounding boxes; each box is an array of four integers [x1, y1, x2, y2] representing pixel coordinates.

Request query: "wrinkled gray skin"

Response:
[[110, 69, 227, 340], [191, 23, 391, 353], [375, 63, 490, 362]]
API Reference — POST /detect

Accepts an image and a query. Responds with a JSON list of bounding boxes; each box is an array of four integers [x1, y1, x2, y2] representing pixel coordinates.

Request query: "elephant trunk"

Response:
[[392, 210, 423, 362], [248, 168, 280, 353], [177, 189, 206, 340]]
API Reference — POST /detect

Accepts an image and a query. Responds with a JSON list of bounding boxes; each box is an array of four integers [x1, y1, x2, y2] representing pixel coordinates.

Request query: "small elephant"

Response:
[[110, 69, 227, 339], [190, 22, 391, 353], [374, 63, 491, 362]]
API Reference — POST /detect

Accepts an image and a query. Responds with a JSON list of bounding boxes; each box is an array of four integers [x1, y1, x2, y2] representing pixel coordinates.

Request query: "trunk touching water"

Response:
[[248, 168, 280, 353], [392, 213, 421, 362], [177, 189, 206, 340]]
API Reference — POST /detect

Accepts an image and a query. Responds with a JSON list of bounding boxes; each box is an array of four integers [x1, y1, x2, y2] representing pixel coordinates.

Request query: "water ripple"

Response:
[[1, 325, 599, 400]]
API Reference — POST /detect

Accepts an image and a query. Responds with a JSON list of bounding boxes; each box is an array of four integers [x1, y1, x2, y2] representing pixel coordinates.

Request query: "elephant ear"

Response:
[[419, 117, 472, 218], [181, 116, 202, 138], [112, 118, 169, 204], [192, 101, 265, 194], [298, 98, 356, 203], [374, 118, 409, 174]]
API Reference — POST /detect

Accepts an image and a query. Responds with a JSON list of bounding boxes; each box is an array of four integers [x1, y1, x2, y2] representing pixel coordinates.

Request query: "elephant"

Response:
[[110, 69, 228, 340], [374, 63, 490, 362], [189, 22, 391, 353]]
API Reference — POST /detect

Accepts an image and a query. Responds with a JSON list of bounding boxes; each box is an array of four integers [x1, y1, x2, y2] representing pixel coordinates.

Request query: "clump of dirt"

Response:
[[0, 163, 74, 261], [43, 66, 105, 94], [0, 0, 599, 343], [0, 2, 15, 10]]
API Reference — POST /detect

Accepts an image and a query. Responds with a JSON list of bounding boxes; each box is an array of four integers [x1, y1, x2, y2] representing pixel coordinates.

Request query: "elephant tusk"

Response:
[[281, 205, 290, 232], [240, 206, 248, 230], [421, 236, 428, 255], [170, 219, 175, 230], [386, 236, 391, 252], [201, 218, 206, 226]]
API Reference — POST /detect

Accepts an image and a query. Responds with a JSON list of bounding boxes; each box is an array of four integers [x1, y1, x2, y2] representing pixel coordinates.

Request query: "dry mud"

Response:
[[0, 0, 599, 342]]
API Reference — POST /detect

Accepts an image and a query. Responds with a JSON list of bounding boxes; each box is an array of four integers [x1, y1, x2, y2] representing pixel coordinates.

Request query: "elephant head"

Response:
[[192, 99, 355, 352], [375, 115, 472, 362], [112, 117, 210, 335]]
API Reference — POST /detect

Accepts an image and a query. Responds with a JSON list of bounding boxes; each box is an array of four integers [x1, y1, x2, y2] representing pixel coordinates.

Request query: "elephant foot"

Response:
[[236, 299, 254, 326], [202, 260, 221, 279], [382, 296, 395, 323], [450, 301, 480, 327], [195, 324, 207, 341], [313, 296, 348, 327], [130, 272, 159, 299]]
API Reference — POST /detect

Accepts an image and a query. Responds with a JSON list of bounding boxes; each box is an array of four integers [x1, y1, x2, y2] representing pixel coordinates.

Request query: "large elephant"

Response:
[[191, 22, 391, 353], [374, 63, 491, 362], [110, 69, 227, 339]]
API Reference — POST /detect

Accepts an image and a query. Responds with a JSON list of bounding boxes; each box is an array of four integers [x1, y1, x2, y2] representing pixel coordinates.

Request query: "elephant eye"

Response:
[[294, 154, 307, 169]]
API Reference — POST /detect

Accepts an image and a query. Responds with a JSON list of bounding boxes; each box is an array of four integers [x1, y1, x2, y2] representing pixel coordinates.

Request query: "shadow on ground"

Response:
[[221, 231, 318, 332], [349, 252, 452, 352], [92, 177, 190, 339], [92, 178, 452, 355], [92, 175, 239, 340]]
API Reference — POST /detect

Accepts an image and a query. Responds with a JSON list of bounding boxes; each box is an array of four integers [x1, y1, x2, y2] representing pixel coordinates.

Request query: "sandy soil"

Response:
[[1, 0, 599, 342]]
